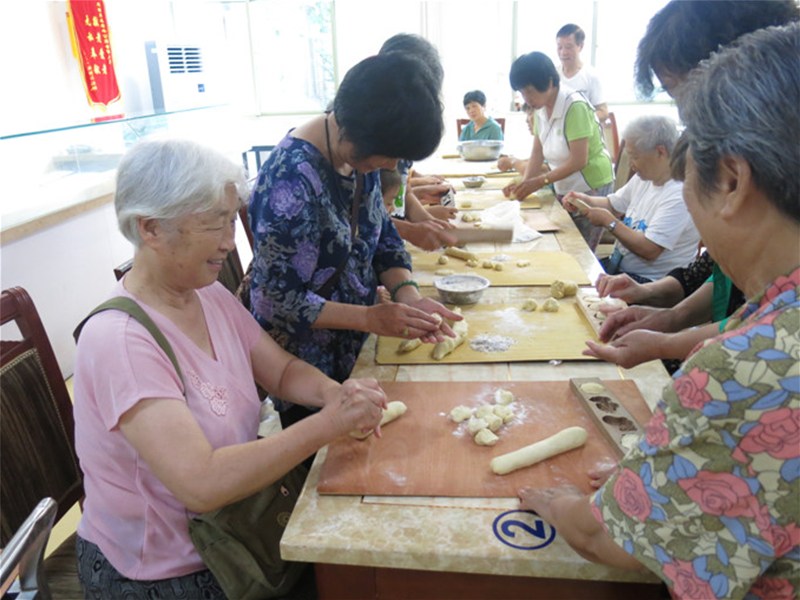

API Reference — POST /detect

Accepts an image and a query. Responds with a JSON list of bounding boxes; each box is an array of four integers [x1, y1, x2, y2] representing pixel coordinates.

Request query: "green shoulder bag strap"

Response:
[[73, 296, 183, 384]]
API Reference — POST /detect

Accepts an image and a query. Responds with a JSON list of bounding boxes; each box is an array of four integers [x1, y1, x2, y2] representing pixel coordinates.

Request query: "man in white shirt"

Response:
[[556, 23, 608, 121], [563, 116, 700, 282]]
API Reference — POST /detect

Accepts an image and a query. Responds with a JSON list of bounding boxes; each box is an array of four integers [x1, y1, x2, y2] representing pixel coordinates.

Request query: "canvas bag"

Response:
[[75, 296, 308, 599]]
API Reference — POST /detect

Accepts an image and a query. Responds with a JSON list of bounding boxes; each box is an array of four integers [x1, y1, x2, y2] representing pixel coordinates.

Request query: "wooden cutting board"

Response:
[[318, 380, 652, 497], [376, 298, 598, 364], [457, 189, 549, 211], [411, 251, 590, 287], [456, 210, 559, 233]]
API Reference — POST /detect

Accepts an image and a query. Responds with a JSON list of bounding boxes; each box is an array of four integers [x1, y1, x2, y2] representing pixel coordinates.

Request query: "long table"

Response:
[[281, 190, 671, 599]]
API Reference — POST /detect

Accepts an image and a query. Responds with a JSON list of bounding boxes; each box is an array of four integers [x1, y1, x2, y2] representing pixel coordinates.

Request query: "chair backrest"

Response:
[[613, 139, 635, 191], [0, 287, 83, 547], [456, 117, 506, 139], [241, 145, 275, 180], [112, 248, 246, 296], [603, 112, 620, 166], [0, 497, 57, 598]]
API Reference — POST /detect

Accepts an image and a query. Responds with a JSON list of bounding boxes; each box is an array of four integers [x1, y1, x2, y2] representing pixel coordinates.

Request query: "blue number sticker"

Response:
[[492, 510, 556, 550]]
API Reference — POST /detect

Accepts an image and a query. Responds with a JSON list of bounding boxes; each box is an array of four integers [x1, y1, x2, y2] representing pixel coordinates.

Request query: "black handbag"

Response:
[[75, 297, 308, 599]]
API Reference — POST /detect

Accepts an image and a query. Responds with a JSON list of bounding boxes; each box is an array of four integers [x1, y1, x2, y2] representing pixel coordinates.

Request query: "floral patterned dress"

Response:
[[248, 133, 411, 392], [592, 267, 800, 600]]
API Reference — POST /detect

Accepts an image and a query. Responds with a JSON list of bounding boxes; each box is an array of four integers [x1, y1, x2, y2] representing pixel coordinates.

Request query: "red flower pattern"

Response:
[[674, 368, 712, 411], [678, 472, 754, 518], [662, 558, 717, 600], [645, 408, 670, 448], [763, 271, 799, 305], [748, 577, 796, 600], [612, 468, 652, 522], [738, 408, 800, 460]]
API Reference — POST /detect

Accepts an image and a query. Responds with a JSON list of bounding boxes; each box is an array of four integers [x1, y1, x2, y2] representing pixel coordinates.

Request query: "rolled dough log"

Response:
[[397, 338, 422, 353], [350, 401, 408, 440], [432, 316, 469, 360], [445, 247, 478, 262], [490, 426, 588, 475]]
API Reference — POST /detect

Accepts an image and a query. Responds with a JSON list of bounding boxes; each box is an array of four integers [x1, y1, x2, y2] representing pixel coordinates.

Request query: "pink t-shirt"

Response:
[[74, 281, 261, 580]]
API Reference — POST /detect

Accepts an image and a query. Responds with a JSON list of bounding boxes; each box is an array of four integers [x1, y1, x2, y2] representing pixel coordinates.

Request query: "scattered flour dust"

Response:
[[469, 334, 516, 353]]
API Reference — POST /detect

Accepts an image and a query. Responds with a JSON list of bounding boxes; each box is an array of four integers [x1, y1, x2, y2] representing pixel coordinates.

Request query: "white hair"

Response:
[[623, 115, 679, 154]]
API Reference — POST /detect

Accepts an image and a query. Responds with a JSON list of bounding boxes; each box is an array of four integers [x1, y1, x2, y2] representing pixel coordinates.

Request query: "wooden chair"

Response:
[[113, 247, 245, 296], [456, 117, 506, 139], [613, 139, 635, 191], [0, 286, 84, 598], [241, 145, 275, 179], [602, 112, 620, 167]]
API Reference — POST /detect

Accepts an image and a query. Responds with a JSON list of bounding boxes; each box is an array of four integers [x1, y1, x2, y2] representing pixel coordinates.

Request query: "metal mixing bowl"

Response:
[[457, 140, 504, 161], [462, 176, 486, 188], [434, 274, 490, 305]]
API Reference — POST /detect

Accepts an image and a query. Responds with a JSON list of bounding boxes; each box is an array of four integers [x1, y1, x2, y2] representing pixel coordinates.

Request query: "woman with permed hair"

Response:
[[248, 53, 461, 428]]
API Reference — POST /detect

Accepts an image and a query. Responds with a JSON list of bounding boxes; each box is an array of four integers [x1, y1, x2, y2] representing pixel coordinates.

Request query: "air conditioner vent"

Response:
[[166, 46, 203, 74]]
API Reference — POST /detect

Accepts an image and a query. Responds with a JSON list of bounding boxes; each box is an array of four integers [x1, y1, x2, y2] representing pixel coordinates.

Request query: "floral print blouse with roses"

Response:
[[592, 267, 800, 600], [248, 134, 411, 389]]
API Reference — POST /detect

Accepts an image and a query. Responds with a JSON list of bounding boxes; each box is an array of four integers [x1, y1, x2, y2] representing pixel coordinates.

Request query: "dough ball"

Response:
[[484, 413, 503, 432], [474, 428, 499, 446], [437, 255, 449, 265], [542, 297, 560, 312], [467, 416, 488, 435], [461, 200, 473, 208], [516, 259, 531, 268], [521, 299, 538, 312], [466, 259, 479, 268], [580, 382, 606, 395], [494, 389, 515, 405], [493, 404, 515, 423], [550, 279, 578, 299], [449, 405, 474, 423], [475, 404, 495, 419], [397, 338, 422, 353], [493, 263, 504, 271], [599, 297, 627, 312], [435, 268, 455, 276]]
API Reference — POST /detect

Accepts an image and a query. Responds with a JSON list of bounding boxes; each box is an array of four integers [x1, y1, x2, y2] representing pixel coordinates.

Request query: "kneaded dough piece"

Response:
[[467, 416, 488, 435], [550, 279, 578, 299], [493, 262, 504, 271], [466, 259, 479, 268], [474, 428, 499, 446], [397, 338, 422, 353], [445, 247, 478, 262], [493, 404, 515, 423], [432, 312, 469, 360], [460, 200, 473, 208], [484, 413, 503, 432], [350, 401, 408, 440], [599, 297, 627, 311], [580, 382, 606, 395], [437, 255, 449, 265], [516, 259, 531, 267], [521, 299, 538, 312], [494, 389, 515, 405], [449, 405, 474, 423], [482, 260, 495, 269], [542, 297, 560, 312], [474, 404, 495, 419], [491, 426, 588, 474], [435, 268, 455, 276]]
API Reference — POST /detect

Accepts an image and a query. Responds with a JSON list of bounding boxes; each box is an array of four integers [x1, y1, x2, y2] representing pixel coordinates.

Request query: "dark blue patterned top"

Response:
[[248, 133, 411, 388]]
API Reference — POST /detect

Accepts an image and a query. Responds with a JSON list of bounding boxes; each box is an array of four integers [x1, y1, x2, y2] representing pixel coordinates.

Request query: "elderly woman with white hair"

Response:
[[72, 139, 387, 598], [518, 23, 800, 600], [564, 115, 699, 283]]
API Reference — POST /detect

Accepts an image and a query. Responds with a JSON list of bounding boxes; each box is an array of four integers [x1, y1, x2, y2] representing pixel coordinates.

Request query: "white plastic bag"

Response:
[[480, 202, 541, 243]]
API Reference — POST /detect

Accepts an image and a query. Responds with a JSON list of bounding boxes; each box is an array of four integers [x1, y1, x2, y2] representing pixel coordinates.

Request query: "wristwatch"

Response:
[[606, 220, 618, 233]]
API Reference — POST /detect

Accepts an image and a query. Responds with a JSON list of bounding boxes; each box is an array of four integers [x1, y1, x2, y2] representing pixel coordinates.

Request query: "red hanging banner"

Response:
[[68, 0, 121, 108]]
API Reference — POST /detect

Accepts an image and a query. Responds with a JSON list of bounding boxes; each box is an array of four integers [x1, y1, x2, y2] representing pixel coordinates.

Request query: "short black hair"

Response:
[[462, 90, 486, 107], [556, 23, 585, 46], [509, 52, 559, 92], [635, 0, 799, 98], [333, 53, 443, 162], [379, 33, 444, 89]]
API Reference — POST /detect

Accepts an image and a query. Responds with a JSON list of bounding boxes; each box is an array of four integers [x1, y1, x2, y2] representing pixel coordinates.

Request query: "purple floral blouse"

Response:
[[248, 133, 411, 390]]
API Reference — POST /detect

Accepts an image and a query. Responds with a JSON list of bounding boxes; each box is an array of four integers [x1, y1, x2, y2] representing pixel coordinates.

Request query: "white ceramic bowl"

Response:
[[434, 274, 490, 305]]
